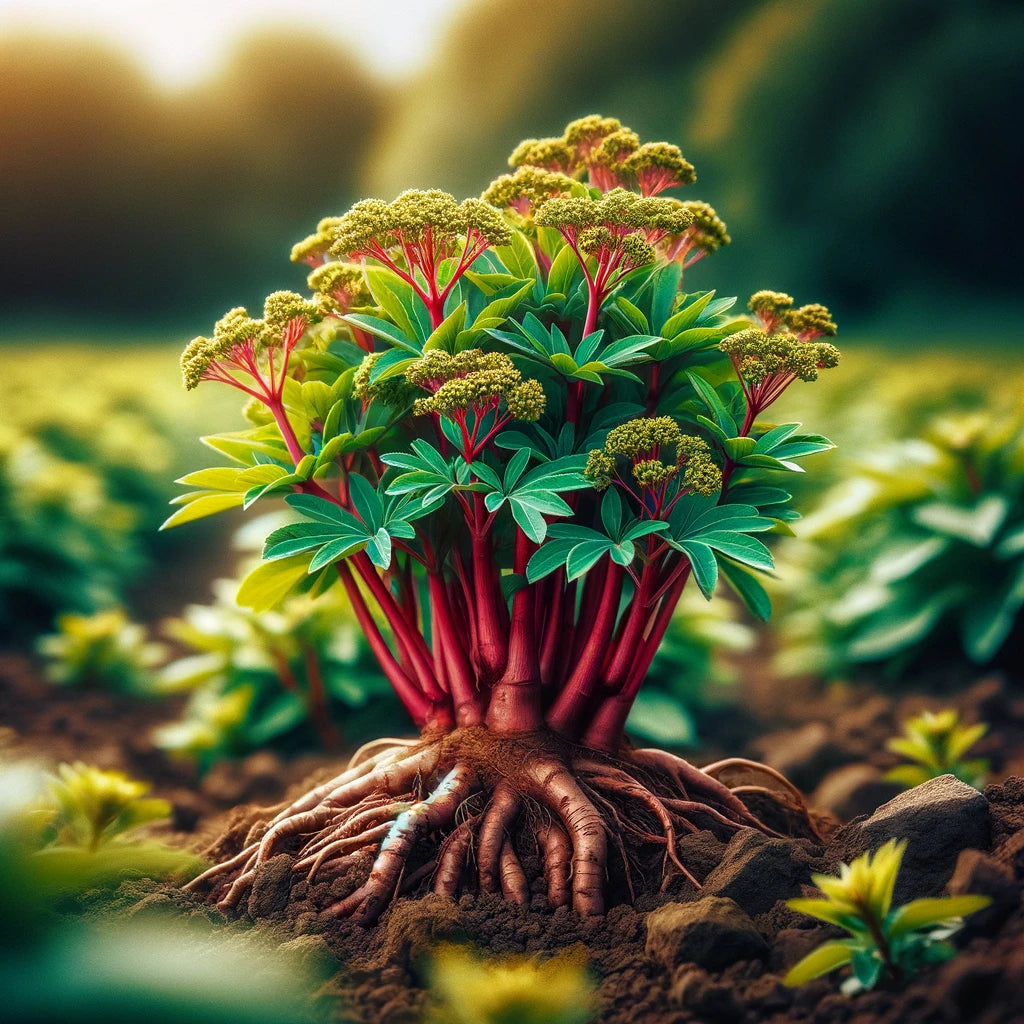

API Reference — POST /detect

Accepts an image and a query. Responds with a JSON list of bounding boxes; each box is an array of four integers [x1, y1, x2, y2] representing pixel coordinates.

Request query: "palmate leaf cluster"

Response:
[[168, 247, 832, 621], [776, 409, 1024, 679], [785, 839, 990, 994]]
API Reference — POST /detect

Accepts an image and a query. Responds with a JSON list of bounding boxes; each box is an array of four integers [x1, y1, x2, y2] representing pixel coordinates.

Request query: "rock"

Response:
[[247, 853, 294, 918], [702, 831, 815, 916], [947, 848, 1019, 935], [811, 763, 903, 821], [832, 774, 989, 902], [645, 896, 769, 970]]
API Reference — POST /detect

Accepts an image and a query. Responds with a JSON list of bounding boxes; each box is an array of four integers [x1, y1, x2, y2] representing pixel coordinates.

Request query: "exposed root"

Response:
[[185, 729, 816, 925]]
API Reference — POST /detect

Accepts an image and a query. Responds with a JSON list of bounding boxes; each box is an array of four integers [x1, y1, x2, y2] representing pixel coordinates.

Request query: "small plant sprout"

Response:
[[885, 709, 989, 790], [46, 761, 171, 851], [36, 608, 166, 694], [172, 115, 841, 922], [785, 839, 991, 994], [427, 945, 595, 1024]]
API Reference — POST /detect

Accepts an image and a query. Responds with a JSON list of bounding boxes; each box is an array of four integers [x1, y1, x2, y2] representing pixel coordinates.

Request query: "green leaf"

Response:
[[783, 941, 856, 986], [752, 422, 802, 454], [160, 492, 243, 530], [339, 313, 420, 354], [851, 950, 883, 990], [600, 489, 623, 537], [348, 473, 383, 532], [307, 535, 368, 571], [887, 896, 992, 938], [626, 690, 696, 746], [614, 296, 649, 333], [700, 532, 774, 571], [686, 371, 737, 436], [285, 493, 358, 528], [492, 230, 538, 280], [661, 290, 715, 336], [681, 542, 718, 598], [236, 555, 310, 612], [719, 558, 773, 621], [175, 467, 248, 490], [546, 243, 581, 297], [423, 301, 467, 352], [787, 898, 864, 930]]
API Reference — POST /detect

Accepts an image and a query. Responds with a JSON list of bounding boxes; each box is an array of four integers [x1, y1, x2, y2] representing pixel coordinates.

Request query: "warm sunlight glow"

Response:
[[0, 0, 470, 85]]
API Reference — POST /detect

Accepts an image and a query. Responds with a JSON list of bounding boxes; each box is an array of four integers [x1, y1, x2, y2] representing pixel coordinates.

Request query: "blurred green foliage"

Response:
[[2, 1, 1021, 333], [37, 608, 166, 694], [775, 400, 1024, 679], [1, 345, 238, 642], [427, 944, 596, 1024], [155, 567, 403, 768], [368, 0, 1023, 325], [1, 32, 379, 329], [629, 587, 753, 747], [0, 759, 331, 1024], [885, 710, 989, 790]]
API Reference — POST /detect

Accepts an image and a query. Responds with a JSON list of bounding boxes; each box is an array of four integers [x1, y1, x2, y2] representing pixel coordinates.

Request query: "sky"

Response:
[[0, 0, 471, 84]]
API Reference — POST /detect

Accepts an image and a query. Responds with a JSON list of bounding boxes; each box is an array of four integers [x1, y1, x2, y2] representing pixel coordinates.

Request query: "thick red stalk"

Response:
[[428, 574, 483, 726], [487, 530, 544, 732], [601, 555, 658, 691], [546, 561, 625, 736], [470, 494, 509, 681]]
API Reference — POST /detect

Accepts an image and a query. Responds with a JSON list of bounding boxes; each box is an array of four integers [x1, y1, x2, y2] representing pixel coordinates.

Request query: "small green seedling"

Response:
[[46, 761, 172, 851], [785, 839, 990, 994], [885, 709, 988, 790], [36, 608, 166, 694], [428, 945, 595, 1024]]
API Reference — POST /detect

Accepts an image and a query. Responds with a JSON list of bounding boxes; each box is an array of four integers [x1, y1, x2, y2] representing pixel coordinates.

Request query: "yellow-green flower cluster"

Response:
[[290, 216, 344, 266], [328, 190, 511, 261], [721, 328, 840, 386], [481, 166, 578, 219], [508, 137, 578, 175], [748, 292, 837, 339], [535, 188, 692, 259], [623, 143, 697, 193], [353, 353, 418, 409], [586, 416, 721, 496], [678, 201, 730, 254], [262, 290, 322, 344], [405, 350, 545, 421], [180, 293, 320, 390], [307, 261, 371, 315], [508, 116, 697, 197]]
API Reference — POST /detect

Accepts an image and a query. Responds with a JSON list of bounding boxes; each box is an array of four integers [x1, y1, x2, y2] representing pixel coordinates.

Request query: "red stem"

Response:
[[545, 561, 625, 736], [487, 530, 544, 732], [336, 563, 436, 727]]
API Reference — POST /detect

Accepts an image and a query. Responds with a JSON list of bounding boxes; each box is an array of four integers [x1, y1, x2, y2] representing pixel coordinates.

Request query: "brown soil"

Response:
[[4, 653, 1024, 1023]]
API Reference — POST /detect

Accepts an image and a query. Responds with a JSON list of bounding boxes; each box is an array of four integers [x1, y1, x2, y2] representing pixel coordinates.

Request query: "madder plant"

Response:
[[173, 115, 839, 923]]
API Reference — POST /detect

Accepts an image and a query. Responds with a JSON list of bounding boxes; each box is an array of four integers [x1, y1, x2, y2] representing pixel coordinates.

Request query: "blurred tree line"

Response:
[[1, 0, 1020, 334]]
